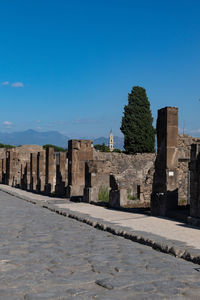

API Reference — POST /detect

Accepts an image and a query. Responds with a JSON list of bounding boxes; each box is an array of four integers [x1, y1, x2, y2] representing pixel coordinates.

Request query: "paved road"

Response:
[[0, 191, 200, 299]]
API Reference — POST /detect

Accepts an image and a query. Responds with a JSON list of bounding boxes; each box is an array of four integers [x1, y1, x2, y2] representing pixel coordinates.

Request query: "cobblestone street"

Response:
[[0, 191, 200, 299]]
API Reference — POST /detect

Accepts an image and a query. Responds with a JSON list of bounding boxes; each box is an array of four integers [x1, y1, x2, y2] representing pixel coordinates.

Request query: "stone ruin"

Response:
[[0, 145, 68, 197], [0, 106, 200, 220], [151, 107, 179, 216], [189, 143, 200, 218], [67, 140, 93, 198]]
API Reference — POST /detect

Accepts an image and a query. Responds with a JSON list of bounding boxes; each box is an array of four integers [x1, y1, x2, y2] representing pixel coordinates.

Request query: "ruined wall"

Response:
[[94, 150, 156, 207], [84, 160, 110, 203], [92, 133, 199, 208], [189, 144, 200, 218], [0, 145, 68, 197], [178, 135, 200, 204]]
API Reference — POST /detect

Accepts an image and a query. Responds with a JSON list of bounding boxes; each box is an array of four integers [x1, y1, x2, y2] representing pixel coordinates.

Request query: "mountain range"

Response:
[[0, 129, 124, 150]]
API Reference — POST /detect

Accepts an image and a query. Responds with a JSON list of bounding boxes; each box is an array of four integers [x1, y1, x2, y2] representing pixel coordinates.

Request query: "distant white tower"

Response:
[[109, 130, 114, 152]]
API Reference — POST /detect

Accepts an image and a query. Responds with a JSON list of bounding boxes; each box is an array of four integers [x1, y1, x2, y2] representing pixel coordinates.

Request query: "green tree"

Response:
[[43, 144, 67, 152], [0, 143, 15, 149], [121, 86, 155, 154], [94, 143, 110, 152], [113, 148, 122, 153]]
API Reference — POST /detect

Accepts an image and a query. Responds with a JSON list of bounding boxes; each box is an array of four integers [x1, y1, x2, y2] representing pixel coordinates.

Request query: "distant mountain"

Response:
[[0, 130, 69, 148], [0, 129, 124, 150]]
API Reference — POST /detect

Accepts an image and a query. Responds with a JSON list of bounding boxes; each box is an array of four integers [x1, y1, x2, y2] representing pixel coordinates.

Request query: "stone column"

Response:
[[2, 158, 6, 183], [30, 153, 37, 191], [37, 151, 46, 193], [20, 163, 26, 189], [151, 107, 178, 216], [26, 161, 31, 190], [6, 150, 14, 186], [0, 159, 3, 183], [55, 152, 67, 196], [67, 140, 93, 198], [45, 147, 56, 194], [189, 144, 200, 217]]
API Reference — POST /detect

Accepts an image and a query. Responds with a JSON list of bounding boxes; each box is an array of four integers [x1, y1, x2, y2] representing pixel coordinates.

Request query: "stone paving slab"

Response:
[[0, 184, 200, 264], [2, 191, 200, 299]]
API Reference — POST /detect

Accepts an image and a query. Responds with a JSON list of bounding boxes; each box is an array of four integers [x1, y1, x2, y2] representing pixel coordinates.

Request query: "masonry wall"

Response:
[[178, 135, 200, 204], [0, 133, 199, 208], [94, 150, 156, 207], [0, 145, 68, 197]]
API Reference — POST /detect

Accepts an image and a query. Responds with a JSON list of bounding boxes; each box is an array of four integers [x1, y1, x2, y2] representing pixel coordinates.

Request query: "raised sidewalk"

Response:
[[0, 184, 200, 265]]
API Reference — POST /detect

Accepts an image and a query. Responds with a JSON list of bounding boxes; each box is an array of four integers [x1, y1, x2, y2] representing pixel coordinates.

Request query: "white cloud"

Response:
[[3, 121, 13, 125], [11, 82, 24, 88], [2, 81, 9, 86]]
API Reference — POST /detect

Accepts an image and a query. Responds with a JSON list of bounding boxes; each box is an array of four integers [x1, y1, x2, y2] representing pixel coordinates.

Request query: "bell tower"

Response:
[[109, 130, 114, 152]]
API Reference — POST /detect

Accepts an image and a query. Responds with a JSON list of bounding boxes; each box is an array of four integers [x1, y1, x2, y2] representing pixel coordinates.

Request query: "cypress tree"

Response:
[[121, 86, 155, 154]]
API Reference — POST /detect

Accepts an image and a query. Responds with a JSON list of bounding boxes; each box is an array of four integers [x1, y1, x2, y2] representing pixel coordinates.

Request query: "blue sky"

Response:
[[0, 0, 200, 138]]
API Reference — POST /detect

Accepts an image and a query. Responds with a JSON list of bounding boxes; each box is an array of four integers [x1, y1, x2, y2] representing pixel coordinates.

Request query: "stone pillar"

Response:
[[26, 161, 31, 190], [0, 159, 3, 183], [151, 107, 178, 216], [67, 140, 93, 198], [55, 152, 67, 196], [30, 153, 37, 191], [6, 150, 14, 186], [37, 151, 46, 193], [109, 174, 128, 208], [189, 144, 200, 217], [45, 147, 56, 194], [20, 163, 26, 189], [84, 160, 110, 203], [2, 158, 6, 183]]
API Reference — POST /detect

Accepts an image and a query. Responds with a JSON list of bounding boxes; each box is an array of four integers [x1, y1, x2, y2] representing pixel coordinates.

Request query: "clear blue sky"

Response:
[[0, 0, 200, 138]]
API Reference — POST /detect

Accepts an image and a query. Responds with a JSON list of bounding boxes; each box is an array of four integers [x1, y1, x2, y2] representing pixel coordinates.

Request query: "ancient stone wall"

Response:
[[84, 160, 110, 203], [0, 133, 199, 210], [94, 150, 156, 207], [189, 144, 200, 218], [178, 135, 200, 204], [0, 145, 68, 197]]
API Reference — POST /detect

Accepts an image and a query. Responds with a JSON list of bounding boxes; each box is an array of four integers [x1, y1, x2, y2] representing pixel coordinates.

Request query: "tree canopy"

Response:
[[43, 144, 67, 152], [120, 86, 155, 154], [94, 143, 110, 152]]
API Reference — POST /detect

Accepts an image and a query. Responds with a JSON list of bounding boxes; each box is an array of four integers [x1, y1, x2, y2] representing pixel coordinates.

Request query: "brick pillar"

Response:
[[37, 151, 46, 193], [45, 147, 56, 194], [151, 107, 178, 216], [30, 153, 37, 191], [67, 140, 93, 198]]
